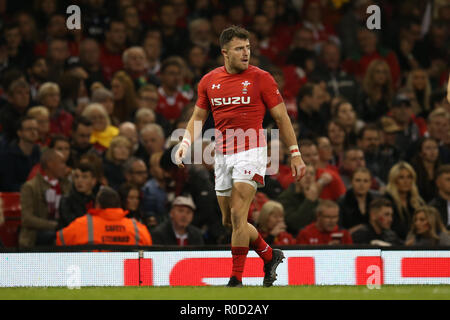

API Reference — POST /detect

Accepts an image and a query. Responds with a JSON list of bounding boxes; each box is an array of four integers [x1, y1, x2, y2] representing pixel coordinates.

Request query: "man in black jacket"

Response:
[[429, 165, 450, 230], [352, 198, 403, 246], [151, 196, 204, 246], [58, 162, 97, 228]]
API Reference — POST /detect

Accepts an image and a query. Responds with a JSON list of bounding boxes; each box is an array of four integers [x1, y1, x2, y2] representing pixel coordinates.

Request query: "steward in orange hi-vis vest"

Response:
[[56, 208, 152, 246]]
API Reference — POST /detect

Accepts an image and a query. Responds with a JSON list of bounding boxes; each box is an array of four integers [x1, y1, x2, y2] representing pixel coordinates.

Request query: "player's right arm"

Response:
[[175, 106, 209, 168]]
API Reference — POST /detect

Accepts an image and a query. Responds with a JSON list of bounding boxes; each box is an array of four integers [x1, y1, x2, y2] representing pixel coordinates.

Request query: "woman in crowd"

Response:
[[326, 119, 348, 168], [333, 100, 365, 146], [111, 71, 139, 123], [103, 135, 132, 191], [410, 137, 441, 203], [406, 68, 432, 119], [256, 200, 296, 245], [405, 206, 450, 246], [118, 183, 144, 222], [359, 59, 394, 122], [383, 162, 426, 240], [81, 103, 119, 151]]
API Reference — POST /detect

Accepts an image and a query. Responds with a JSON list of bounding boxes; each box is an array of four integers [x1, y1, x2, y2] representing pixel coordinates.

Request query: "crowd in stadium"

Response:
[[0, 0, 449, 248]]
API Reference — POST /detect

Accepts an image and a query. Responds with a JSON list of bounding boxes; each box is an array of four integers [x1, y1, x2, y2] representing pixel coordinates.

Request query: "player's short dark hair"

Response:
[[369, 198, 392, 214], [219, 25, 249, 48], [96, 186, 121, 209]]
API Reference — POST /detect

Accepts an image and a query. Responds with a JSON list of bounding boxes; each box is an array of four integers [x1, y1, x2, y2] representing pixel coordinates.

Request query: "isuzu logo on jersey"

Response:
[[210, 97, 251, 106]]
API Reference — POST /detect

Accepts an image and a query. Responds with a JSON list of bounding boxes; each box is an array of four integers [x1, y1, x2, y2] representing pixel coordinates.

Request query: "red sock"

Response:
[[231, 247, 249, 282], [250, 233, 273, 263]]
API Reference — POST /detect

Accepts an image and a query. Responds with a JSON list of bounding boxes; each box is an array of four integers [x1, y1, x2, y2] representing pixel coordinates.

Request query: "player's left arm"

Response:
[[269, 103, 306, 181]]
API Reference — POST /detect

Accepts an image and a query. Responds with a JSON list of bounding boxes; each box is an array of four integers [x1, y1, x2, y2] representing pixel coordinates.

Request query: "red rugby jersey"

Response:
[[196, 65, 283, 154]]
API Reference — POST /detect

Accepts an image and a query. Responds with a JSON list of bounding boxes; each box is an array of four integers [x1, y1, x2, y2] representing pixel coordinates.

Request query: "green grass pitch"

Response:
[[0, 285, 449, 300]]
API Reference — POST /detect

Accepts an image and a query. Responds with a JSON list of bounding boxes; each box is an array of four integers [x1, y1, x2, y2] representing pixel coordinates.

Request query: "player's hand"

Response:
[[291, 155, 306, 182], [175, 142, 189, 168]]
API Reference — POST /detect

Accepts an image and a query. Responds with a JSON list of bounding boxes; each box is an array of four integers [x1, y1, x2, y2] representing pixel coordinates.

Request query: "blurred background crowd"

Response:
[[0, 0, 449, 248]]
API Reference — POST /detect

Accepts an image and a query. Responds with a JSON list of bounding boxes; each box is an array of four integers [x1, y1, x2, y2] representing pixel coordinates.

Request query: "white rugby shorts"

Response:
[[214, 146, 267, 194]]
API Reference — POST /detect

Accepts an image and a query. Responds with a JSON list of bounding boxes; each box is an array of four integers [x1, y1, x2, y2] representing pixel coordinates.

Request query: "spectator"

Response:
[[277, 165, 320, 236], [69, 116, 95, 167], [103, 135, 132, 190], [429, 165, 450, 229], [81, 103, 119, 150], [0, 78, 31, 142], [19, 149, 71, 247], [135, 123, 165, 164], [56, 186, 152, 246], [122, 46, 149, 89], [316, 136, 338, 173], [358, 59, 394, 122], [27, 135, 72, 181], [26, 106, 50, 148], [142, 151, 167, 227], [405, 68, 432, 119], [159, 146, 223, 244], [26, 57, 49, 101], [296, 200, 353, 245], [118, 183, 144, 222], [122, 5, 143, 46], [311, 41, 359, 106], [155, 58, 191, 123], [389, 92, 423, 158], [100, 19, 126, 82], [300, 140, 346, 201], [111, 70, 139, 123], [358, 124, 398, 184], [296, 82, 328, 139], [352, 198, 403, 246], [82, 0, 110, 41], [46, 38, 71, 82], [256, 201, 296, 245], [123, 157, 148, 190], [338, 167, 381, 232], [37, 82, 73, 138], [339, 146, 384, 191], [343, 28, 401, 86], [118, 122, 139, 154], [383, 161, 426, 240], [142, 35, 162, 79], [326, 119, 347, 168], [151, 195, 204, 246], [91, 87, 117, 126], [59, 162, 97, 229], [158, 3, 190, 59], [3, 23, 32, 70], [334, 100, 364, 145], [79, 38, 105, 87], [405, 206, 450, 246], [0, 116, 41, 192], [410, 138, 441, 203]]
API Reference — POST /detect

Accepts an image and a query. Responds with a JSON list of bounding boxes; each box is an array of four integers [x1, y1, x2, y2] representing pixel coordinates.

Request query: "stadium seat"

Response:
[[0, 192, 21, 248]]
